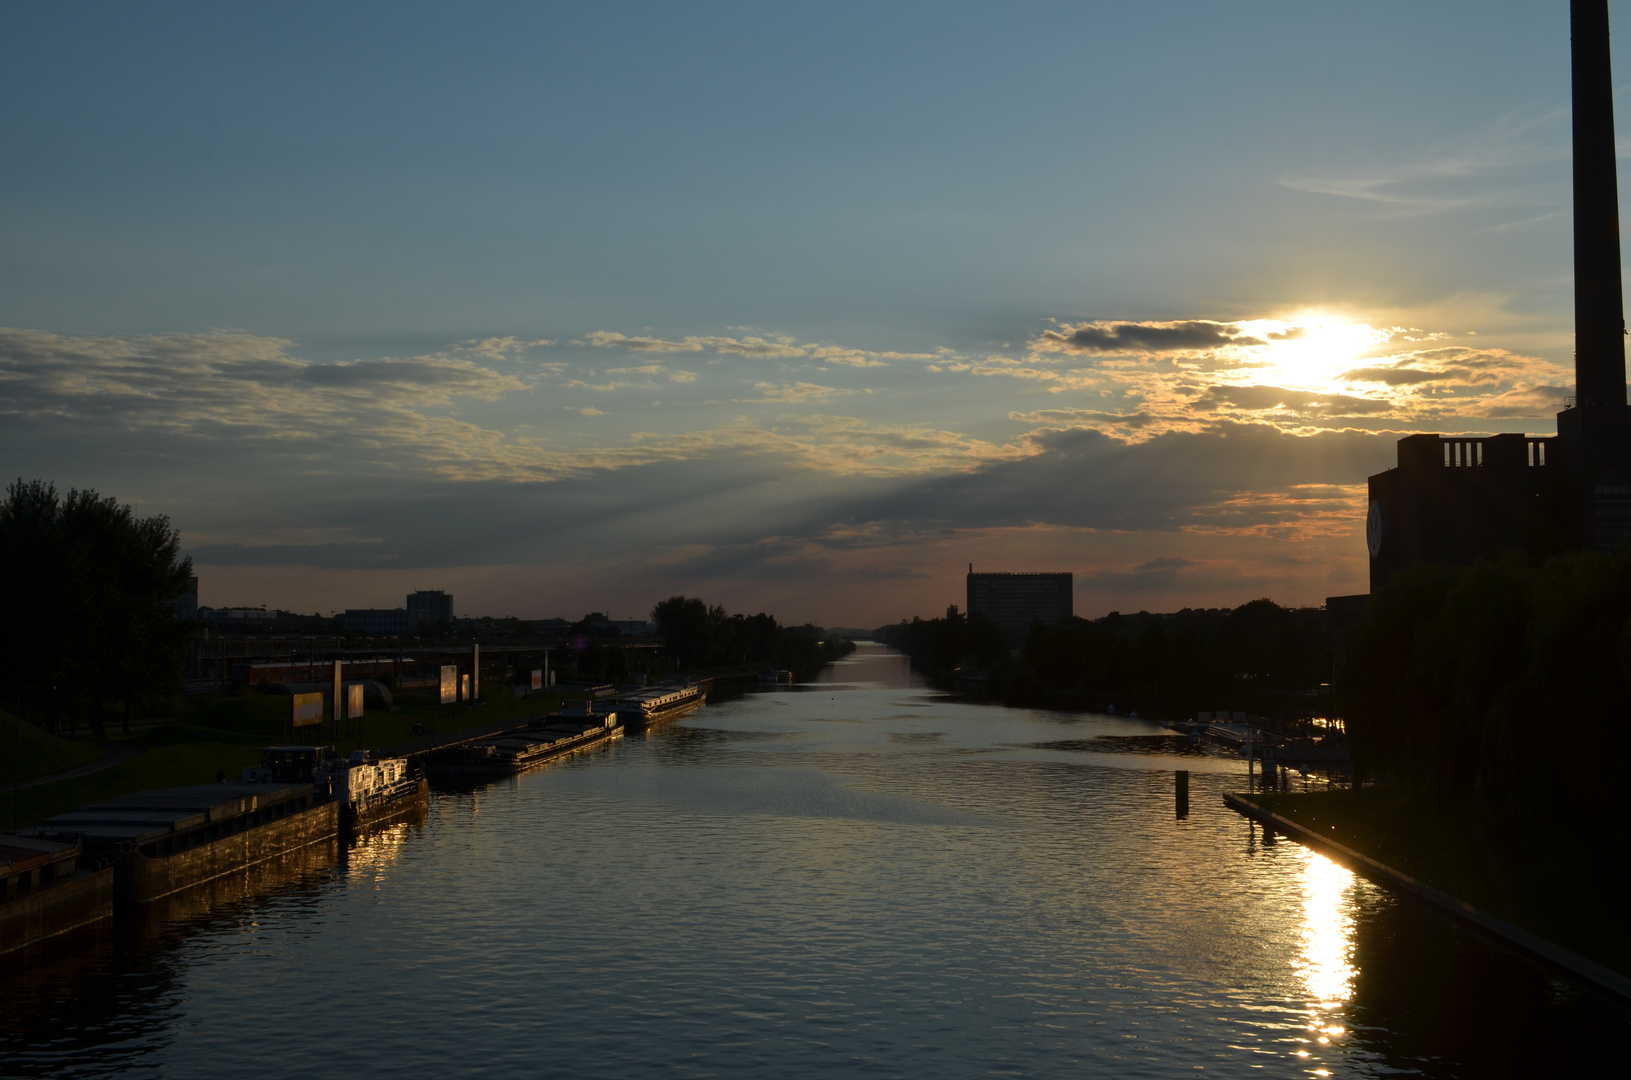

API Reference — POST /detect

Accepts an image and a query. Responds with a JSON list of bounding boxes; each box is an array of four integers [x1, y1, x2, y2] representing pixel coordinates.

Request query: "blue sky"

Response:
[[0, 2, 1611, 624]]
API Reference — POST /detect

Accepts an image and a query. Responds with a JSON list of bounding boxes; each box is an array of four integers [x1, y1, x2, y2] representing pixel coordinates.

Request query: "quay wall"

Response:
[[0, 867, 115, 956], [119, 801, 339, 902], [1223, 793, 1631, 1003]]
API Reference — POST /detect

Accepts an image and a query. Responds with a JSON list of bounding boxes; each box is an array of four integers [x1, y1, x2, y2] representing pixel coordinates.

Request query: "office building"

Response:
[[966, 570, 1073, 645], [407, 590, 453, 625]]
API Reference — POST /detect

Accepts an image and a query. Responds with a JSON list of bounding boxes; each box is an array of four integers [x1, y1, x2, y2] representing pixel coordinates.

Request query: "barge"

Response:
[[607, 683, 706, 729], [319, 752, 429, 832], [1, 835, 115, 956], [422, 713, 622, 779], [243, 746, 428, 833], [24, 783, 337, 903]]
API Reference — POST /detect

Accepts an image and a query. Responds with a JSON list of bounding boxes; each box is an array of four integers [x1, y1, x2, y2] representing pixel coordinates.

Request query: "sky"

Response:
[[0, 1, 1615, 626]]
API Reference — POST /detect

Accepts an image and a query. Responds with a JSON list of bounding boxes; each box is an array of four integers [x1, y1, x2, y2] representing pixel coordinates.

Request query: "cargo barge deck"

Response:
[[23, 782, 337, 902]]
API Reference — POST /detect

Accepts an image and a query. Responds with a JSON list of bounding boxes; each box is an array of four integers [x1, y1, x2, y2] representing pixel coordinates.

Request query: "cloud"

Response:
[[584, 332, 706, 353], [1192, 384, 1394, 416], [576, 406, 606, 416], [809, 346, 886, 367], [1033, 319, 1263, 355], [584, 331, 805, 357], [1278, 107, 1569, 217], [736, 381, 853, 403], [456, 336, 554, 358], [1009, 408, 1159, 429], [585, 329, 914, 367], [694, 336, 807, 358]]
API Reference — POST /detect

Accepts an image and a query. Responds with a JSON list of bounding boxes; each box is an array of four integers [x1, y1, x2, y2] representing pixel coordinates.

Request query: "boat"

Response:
[[607, 684, 706, 729], [242, 745, 427, 832], [421, 713, 623, 779], [756, 669, 793, 686], [23, 782, 336, 903], [314, 751, 428, 832], [0, 835, 115, 955]]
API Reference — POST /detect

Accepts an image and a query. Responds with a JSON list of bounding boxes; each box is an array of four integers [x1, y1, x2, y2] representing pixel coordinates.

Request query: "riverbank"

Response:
[[4, 683, 576, 830], [1244, 786, 1631, 982]]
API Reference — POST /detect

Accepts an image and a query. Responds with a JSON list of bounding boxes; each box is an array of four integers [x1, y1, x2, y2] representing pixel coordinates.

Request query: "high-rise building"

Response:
[[407, 589, 454, 624], [1364, 1, 1631, 590], [173, 575, 198, 621], [966, 570, 1073, 645]]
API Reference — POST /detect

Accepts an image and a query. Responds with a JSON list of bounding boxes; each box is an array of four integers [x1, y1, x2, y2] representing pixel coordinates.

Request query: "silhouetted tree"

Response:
[[0, 479, 193, 737]]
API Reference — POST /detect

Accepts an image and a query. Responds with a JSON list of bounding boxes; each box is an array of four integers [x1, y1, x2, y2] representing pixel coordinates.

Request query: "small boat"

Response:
[[756, 669, 793, 686]]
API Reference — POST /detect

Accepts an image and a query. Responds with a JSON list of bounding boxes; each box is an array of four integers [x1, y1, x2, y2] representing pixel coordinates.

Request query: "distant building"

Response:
[[611, 619, 655, 636], [966, 570, 1073, 645], [200, 606, 276, 622], [407, 589, 453, 625], [173, 575, 198, 621], [344, 608, 425, 634]]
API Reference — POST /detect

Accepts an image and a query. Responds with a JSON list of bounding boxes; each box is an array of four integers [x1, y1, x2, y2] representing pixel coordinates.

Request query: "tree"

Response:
[[0, 479, 193, 737], [651, 596, 713, 669]]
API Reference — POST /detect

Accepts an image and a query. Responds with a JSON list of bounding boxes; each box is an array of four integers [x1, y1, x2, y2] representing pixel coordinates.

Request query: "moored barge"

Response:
[[422, 713, 622, 779], [24, 783, 337, 902], [243, 746, 429, 832], [319, 752, 429, 831], [0, 835, 114, 955], [607, 683, 706, 729]]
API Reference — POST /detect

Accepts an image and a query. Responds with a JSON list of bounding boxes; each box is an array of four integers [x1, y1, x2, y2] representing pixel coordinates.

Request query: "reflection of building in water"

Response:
[[965, 569, 1072, 645], [344, 819, 419, 886], [1359, 2, 1631, 594]]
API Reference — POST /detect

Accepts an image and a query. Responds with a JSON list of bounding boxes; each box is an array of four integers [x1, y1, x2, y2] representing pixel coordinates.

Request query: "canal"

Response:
[[5, 643, 1626, 1077]]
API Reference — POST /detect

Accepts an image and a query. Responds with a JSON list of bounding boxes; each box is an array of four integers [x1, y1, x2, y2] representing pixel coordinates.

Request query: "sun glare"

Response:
[[1297, 848, 1358, 1008], [1228, 315, 1389, 392]]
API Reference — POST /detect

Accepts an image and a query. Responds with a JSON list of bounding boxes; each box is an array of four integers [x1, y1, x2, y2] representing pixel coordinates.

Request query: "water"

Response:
[[5, 643, 1627, 1077]]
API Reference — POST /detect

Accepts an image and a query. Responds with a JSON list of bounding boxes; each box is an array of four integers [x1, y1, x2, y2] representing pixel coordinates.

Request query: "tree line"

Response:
[[651, 596, 854, 681], [0, 479, 193, 738], [883, 599, 1330, 720], [1337, 549, 1631, 846]]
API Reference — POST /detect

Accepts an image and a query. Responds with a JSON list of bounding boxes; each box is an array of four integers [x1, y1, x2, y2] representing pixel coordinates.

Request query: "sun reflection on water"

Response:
[[1297, 847, 1357, 1009]]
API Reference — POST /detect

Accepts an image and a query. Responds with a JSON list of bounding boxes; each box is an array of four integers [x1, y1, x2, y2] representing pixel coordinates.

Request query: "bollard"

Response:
[[1175, 769, 1190, 819]]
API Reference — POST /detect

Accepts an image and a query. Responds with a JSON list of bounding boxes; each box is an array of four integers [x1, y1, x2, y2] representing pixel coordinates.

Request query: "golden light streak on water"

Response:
[[1296, 847, 1358, 1009]]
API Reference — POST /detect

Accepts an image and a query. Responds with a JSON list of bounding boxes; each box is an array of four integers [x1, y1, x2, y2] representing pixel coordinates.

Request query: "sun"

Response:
[[1235, 314, 1390, 392]]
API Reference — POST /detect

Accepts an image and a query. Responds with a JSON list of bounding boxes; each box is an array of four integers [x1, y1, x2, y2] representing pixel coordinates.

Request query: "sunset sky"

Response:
[[0, 1, 1609, 625]]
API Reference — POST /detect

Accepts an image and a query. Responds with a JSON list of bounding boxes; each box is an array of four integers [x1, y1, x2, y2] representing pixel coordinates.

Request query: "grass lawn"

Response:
[[1, 709, 106, 782], [1253, 786, 1631, 978]]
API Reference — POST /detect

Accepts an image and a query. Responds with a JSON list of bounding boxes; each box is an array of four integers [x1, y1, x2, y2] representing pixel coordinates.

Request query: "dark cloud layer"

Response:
[[174, 424, 1390, 586], [1037, 320, 1263, 354], [1193, 384, 1394, 415]]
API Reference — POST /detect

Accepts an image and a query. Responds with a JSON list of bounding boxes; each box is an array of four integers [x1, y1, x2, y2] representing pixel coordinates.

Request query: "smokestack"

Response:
[[1573, 0, 1628, 407]]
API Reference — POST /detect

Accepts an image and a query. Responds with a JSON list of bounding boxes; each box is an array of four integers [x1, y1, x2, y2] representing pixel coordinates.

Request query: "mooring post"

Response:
[[1175, 770, 1189, 819]]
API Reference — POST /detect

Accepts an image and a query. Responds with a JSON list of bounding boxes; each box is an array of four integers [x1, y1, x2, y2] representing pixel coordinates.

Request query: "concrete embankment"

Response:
[[1223, 792, 1631, 1003]]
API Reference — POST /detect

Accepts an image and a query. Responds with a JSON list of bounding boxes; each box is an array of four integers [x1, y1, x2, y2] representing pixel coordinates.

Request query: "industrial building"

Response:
[[1364, 1, 1631, 591], [966, 570, 1073, 645]]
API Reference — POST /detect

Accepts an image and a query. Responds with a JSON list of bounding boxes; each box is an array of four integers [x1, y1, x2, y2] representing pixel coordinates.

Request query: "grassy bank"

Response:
[[4, 683, 573, 830], [0, 709, 106, 782], [1254, 786, 1631, 978]]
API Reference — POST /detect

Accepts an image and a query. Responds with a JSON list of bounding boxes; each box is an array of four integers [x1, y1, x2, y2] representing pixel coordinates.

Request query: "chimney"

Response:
[[1573, 0, 1628, 407]]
